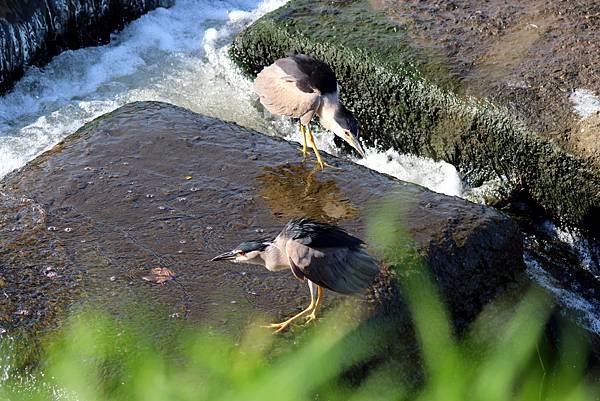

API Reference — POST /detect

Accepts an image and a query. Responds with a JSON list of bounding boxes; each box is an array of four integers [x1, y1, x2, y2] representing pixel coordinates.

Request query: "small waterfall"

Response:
[[0, 0, 174, 93]]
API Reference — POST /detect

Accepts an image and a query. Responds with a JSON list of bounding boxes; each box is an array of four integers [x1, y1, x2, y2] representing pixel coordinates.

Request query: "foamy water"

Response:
[[524, 252, 600, 334], [0, 0, 284, 178], [570, 88, 600, 119], [545, 222, 600, 276]]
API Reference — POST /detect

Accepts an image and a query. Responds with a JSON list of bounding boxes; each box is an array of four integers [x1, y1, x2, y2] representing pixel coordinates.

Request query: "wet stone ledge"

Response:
[[0, 101, 523, 341], [229, 0, 600, 228], [0, 0, 174, 93]]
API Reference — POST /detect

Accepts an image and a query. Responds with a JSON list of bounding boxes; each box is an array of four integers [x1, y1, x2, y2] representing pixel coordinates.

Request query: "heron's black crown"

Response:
[[334, 105, 359, 137], [237, 240, 270, 253]]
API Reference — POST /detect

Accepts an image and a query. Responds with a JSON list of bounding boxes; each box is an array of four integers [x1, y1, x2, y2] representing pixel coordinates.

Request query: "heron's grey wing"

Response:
[[285, 241, 380, 295], [253, 62, 321, 123]]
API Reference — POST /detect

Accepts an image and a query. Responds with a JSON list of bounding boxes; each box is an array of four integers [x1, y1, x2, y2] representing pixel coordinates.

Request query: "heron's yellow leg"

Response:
[[263, 297, 316, 333], [305, 126, 325, 170], [300, 124, 309, 158], [304, 286, 324, 324]]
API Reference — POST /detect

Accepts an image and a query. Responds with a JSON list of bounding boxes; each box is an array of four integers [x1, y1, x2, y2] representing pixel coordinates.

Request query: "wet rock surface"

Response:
[[0, 101, 524, 338], [372, 0, 600, 144], [230, 0, 600, 227], [0, 0, 174, 93], [572, 112, 600, 165]]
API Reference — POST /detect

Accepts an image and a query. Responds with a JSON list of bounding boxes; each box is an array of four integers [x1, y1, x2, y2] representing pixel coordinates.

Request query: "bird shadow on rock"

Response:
[[256, 162, 358, 223]]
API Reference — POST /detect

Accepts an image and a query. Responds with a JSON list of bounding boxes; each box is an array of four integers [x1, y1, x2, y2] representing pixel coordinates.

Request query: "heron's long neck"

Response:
[[262, 244, 289, 272], [317, 93, 341, 132]]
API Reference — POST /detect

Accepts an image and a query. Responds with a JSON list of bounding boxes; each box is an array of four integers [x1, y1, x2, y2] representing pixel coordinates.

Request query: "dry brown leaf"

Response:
[[142, 267, 176, 284]]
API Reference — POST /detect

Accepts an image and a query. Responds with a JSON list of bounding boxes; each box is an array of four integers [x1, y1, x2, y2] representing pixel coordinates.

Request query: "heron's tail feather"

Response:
[[310, 249, 379, 295]]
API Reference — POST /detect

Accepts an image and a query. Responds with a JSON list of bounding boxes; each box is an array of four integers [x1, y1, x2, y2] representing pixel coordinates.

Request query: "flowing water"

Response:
[[0, 0, 598, 337]]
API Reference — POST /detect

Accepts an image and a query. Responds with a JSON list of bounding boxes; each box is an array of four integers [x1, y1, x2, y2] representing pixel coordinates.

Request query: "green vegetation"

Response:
[[1, 276, 595, 400]]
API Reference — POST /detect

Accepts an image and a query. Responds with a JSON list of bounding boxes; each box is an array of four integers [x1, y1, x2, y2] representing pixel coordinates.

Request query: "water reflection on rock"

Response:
[[257, 163, 357, 223]]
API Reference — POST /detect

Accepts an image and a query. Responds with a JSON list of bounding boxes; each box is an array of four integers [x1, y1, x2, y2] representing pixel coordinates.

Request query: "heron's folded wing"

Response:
[[253, 63, 321, 120], [285, 242, 380, 295]]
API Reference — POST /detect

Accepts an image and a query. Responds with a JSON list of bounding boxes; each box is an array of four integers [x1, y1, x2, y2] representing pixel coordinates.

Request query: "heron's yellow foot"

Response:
[[304, 127, 341, 170], [304, 311, 318, 325], [304, 286, 323, 325], [311, 161, 342, 171], [306, 137, 324, 169], [263, 316, 302, 334], [262, 302, 316, 333], [262, 321, 293, 334], [315, 157, 325, 170], [305, 130, 326, 170]]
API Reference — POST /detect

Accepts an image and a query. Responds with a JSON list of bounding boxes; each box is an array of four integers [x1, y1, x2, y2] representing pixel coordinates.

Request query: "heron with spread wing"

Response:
[[253, 54, 366, 169], [211, 218, 380, 333]]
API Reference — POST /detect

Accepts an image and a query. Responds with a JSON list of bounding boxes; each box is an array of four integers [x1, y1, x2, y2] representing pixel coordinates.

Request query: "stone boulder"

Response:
[[0, 101, 524, 338]]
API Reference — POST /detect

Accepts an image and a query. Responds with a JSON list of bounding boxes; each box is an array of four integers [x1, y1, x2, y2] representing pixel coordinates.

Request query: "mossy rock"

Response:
[[229, 0, 600, 228]]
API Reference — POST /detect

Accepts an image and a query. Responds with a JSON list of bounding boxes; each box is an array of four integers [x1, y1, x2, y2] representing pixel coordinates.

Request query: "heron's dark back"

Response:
[[283, 218, 364, 250], [282, 54, 338, 95]]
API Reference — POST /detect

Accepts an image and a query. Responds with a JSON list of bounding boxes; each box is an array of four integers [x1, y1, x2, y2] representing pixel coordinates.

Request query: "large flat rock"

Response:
[[230, 0, 600, 227], [0, 101, 523, 339]]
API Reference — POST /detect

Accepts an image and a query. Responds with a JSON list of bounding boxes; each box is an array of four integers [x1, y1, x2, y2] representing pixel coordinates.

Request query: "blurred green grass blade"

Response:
[[367, 196, 458, 394], [473, 288, 551, 401], [221, 305, 374, 401]]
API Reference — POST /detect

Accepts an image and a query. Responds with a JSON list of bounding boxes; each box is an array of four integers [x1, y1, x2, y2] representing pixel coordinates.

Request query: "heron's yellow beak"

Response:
[[344, 131, 366, 158]]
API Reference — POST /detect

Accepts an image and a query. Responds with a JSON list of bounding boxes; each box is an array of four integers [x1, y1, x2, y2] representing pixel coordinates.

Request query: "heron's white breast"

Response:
[[263, 244, 290, 272]]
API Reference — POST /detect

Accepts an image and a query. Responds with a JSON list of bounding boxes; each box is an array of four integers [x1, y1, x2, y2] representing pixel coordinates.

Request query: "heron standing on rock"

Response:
[[253, 54, 366, 169], [211, 218, 380, 333]]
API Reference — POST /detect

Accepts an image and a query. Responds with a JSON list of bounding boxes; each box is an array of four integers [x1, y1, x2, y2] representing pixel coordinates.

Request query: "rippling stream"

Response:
[[0, 0, 598, 334]]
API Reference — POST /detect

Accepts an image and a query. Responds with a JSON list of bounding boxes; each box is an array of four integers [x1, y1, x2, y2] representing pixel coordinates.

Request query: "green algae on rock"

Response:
[[229, 0, 600, 227]]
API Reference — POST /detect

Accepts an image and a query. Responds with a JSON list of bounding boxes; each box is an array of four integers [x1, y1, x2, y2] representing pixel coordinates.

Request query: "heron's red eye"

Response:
[[239, 251, 246, 256]]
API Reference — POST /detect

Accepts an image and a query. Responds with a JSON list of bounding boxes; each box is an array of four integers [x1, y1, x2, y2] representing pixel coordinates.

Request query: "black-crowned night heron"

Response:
[[253, 54, 366, 169], [211, 218, 379, 333]]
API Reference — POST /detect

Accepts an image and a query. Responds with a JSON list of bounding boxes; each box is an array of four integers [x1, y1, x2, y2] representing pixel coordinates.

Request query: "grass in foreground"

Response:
[[0, 271, 596, 401], [1, 201, 597, 400]]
